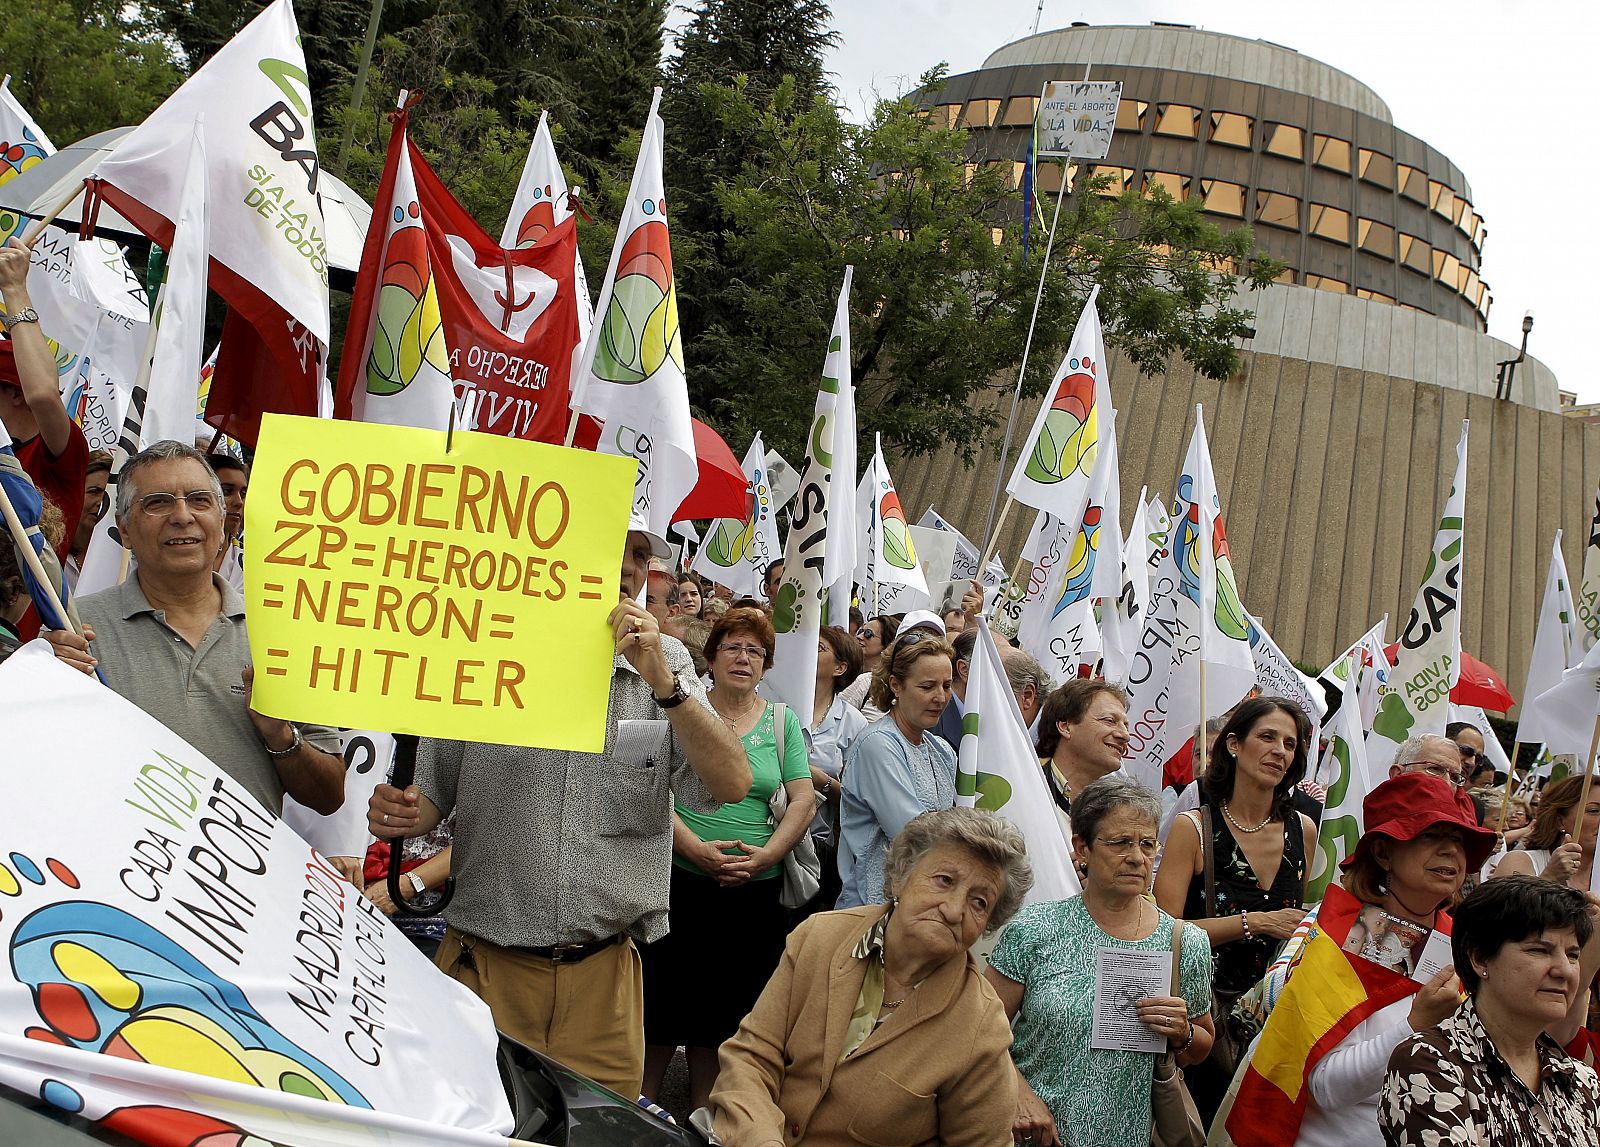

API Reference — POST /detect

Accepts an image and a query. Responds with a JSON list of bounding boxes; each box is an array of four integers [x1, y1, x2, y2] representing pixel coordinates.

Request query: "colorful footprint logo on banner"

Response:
[[513, 186, 556, 249], [879, 486, 917, 570], [703, 515, 753, 569], [594, 215, 683, 386], [365, 211, 449, 397], [13, 900, 368, 1121], [1023, 357, 1099, 486], [1173, 477, 1249, 640], [0, 128, 48, 186], [1051, 505, 1101, 618]]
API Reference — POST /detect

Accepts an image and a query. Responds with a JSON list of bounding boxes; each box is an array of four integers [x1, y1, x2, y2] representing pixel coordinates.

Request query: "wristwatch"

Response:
[[654, 673, 690, 710], [1, 307, 39, 332], [263, 724, 304, 758], [405, 871, 426, 896]]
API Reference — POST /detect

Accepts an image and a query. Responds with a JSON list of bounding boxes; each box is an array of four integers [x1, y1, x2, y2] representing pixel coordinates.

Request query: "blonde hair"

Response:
[[868, 632, 955, 710]]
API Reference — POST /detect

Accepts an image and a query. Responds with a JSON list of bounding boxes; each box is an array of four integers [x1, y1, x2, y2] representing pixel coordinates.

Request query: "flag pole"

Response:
[[0, 480, 77, 635], [1197, 659, 1209, 783], [1495, 742, 1524, 834], [1573, 715, 1600, 844], [19, 181, 85, 247], [980, 63, 1091, 551]]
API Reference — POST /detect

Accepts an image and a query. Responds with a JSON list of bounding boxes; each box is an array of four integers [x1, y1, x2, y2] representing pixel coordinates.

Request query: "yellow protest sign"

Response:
[[245, 414, 635, 751]]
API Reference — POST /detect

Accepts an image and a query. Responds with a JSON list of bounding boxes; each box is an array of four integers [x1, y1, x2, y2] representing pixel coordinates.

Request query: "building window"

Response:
[[1397, 164, 1427, 202], [1450, 196, 1467, 227], [1209, 112, 1253, 148], [962, 99, 1000, 129], [1274, 266, 1296, 285], [1153, 103, 1200, 137], [1398, 233, 1431, 274], [1012, 160, 1028, 188], [991, 227, 1006, 246], [1358, 149, 1393, 187], [1256, 190, 1300, 229], [1304, 273, 1349, 293], [1144, 170, 1190, 199], [1264, 123, 1304, 159], [1357, 218, 1396, 258], [1357, 287, 1396, 304], [1429, 180, 1457, 221], [1035, 160, 1068, 193], [1432, 249, 1461, 287], [929, 103, 961, 129], [1309, 202, 1351, 242], [1312, 134, 1351, 172], [1115, 98, 1149, 132], [1002, 96, 1038, 127], [1200, 178, 1245, 217], [1088, 165, 1133, 196]]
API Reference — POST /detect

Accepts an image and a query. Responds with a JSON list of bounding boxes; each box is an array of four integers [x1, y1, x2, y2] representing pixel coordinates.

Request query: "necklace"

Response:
[[1222, 800, 1272, 834], [1085, 891, 1148, 938], [710, 688, 758, 734]]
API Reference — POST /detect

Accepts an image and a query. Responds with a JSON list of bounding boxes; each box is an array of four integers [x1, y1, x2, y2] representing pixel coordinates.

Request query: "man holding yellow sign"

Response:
[[239, 415, 758, 1101]]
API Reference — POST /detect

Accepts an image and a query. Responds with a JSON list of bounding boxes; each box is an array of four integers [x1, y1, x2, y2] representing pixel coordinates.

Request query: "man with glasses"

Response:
[[1389, 733, 1472, 790], [43, 440, 346, 816], [1447, 720, 1497, 787]]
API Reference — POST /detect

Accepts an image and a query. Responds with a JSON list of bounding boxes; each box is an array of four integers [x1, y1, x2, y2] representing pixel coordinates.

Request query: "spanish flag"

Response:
[[1209, 885, 1441, 1146]]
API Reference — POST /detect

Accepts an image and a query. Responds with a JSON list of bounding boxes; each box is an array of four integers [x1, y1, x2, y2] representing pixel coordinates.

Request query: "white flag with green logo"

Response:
[[957, 624, 1080, 902], [1308, 651, 1373, 902], [1366, 420, 1468, 772], [1517, 531, 1581, 750], [1318, 618, 1391, 733], [691, 433, 782, 599], [1578, 482, 1600, 653], [765, 268, 854, 718]]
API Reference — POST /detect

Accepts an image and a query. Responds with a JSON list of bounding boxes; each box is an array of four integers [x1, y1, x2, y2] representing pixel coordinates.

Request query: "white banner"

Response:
[[691, 433, 782, 599], [0, 643, 510, 1143], [1036, 80, 1122, 160]]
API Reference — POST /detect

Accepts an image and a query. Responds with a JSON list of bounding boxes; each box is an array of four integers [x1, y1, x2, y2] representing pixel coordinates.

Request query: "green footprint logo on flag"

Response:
[[1372, 692, 1415, 744]]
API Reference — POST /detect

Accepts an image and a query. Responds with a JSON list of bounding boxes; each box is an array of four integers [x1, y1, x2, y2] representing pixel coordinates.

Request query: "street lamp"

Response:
[[1494, 312, 1534, 401]]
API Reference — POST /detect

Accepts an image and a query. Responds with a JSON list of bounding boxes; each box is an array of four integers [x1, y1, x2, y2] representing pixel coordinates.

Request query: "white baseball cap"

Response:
[[899, 609, 947, 637], [628, 512, 671, 558]]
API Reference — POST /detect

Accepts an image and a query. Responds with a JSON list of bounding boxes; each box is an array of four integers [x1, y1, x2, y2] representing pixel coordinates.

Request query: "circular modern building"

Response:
[[893, 23, 1590, 706]]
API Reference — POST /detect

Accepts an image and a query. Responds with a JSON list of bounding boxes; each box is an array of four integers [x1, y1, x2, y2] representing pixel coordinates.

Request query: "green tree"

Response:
[[688, 71, 1284, 464], [0, 0, 182, 145]]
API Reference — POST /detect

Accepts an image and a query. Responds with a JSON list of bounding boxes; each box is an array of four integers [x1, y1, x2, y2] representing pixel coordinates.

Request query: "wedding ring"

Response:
[[631, 618, 641, 632], [382, 814, 389, 825]]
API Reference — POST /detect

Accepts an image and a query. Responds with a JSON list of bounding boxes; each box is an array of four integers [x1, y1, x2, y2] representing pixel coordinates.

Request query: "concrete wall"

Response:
[[892, 347, 1600, 714]]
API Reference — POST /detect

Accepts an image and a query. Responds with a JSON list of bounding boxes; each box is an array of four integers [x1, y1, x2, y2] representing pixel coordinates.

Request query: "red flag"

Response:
[[335, 110, 580, 441]]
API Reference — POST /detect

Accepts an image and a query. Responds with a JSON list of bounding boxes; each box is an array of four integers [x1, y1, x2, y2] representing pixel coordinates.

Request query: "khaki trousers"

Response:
[[436, 927, 645, 1099]]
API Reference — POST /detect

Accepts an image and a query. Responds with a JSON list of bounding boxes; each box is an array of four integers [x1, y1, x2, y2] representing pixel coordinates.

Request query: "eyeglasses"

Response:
[[137, 490, 219, 517], [1415, 763, 1467, 788], [1095, 835, 1160, 857], [856, 627, 877, 640], [1455, 746, 1480, 761], [716, 642, 766, 662]]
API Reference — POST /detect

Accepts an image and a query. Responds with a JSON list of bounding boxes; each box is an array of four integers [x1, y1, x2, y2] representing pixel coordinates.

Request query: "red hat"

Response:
[[0, 340, 17, 386], [1341, 771, 1499, 873]]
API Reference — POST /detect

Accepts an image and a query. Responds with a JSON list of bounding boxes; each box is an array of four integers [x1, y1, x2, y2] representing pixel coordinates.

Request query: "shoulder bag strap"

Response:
[[1170, 916, 1185, 996], [773, 701, 786, 765], [1199, 804, 1218, 919]]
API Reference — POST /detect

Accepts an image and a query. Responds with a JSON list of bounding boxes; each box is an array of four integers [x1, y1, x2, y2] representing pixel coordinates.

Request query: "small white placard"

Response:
[[1412, 928, 1456, 984], [1091, 946, 1171, 1053], [614, 719, 669, 769], [1037, 80, 1123, 160]]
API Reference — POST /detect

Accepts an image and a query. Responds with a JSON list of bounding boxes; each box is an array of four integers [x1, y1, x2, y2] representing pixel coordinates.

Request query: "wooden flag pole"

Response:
[[18, 181, 84, 247], [1495, 742, 1524, 834], [1573, 714, 1600, 844], [0, 480, 77, 635], [1197, 659, 1209, 784]]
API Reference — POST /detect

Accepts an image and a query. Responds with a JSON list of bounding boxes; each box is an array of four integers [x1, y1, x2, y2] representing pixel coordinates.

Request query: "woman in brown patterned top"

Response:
[[1379, 876, 1600, 1146]]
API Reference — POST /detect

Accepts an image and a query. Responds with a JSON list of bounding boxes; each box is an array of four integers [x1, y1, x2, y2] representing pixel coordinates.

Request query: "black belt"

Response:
[[517, 933, 624, 964]]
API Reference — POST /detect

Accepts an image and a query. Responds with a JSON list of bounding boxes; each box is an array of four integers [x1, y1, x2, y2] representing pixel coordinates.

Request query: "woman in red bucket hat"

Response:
[[1209, 772, 1498, 1147]]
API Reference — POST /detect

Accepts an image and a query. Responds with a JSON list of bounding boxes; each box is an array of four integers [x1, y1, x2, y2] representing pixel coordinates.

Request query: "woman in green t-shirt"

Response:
[[639, 606, 814, 1112]]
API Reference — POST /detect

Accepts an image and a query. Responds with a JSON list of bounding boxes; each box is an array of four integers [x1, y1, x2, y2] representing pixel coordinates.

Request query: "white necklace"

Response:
[[1222, 800, 1272, 834]]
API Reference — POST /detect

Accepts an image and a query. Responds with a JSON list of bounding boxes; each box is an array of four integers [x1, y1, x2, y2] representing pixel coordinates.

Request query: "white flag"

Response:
[[348, 131, 457, 431], [0, 75, 55, 181], [1578, 481, 1600, 653], [917, 506, 1008, 591], [1318, 618, 1390, 733], [501, 109, 592, 380], [1366, 421, 1468, 771], [1101, 485, 1150, 686], [1517, 532, 1581, 747], [1307, 651, 1374, 902], [0, 644, 511, 1145], [957, 624, 1080, 901], [1247, 612, 1326, 759], [765, 268, 854, 717], [1005, 286, 1111, 519], [570, 88, 695, 539], [1448, 703, 1512, 778], [856, 435, 928, 610], [1519, 638, 1600, 759], [691, 433, 782, 599], [1120, 410, 1256, 793], [142, 120, 210, 448], [824, 287, 859, 620], [1018, 410, 1120, 681], [95, 0, 328, 345]]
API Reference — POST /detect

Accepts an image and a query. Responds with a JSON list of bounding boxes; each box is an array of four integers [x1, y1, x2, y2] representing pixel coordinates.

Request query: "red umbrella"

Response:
[[570, 415, 749, 524], [1382, 644, 1515, 712]]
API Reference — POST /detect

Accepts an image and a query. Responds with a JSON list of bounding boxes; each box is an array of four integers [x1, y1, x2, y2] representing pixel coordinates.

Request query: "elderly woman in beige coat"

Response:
[[710, 807, 1031, 1146]]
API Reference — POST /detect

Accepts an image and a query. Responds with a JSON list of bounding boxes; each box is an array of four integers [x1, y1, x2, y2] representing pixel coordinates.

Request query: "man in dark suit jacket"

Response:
[[933, 628, 978, 750]]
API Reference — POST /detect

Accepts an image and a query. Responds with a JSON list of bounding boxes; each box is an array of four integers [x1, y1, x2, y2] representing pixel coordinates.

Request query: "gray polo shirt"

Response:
[[415, 634, 721, 948], [77, 574, 342, 813]]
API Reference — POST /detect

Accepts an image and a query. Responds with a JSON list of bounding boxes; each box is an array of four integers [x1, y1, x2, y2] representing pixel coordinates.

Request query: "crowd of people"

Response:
[[3, 233, 1598, 1144]]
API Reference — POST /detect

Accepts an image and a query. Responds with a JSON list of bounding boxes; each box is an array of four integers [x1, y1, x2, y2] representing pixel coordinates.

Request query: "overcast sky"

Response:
[[809, 1, 1597, 402]]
